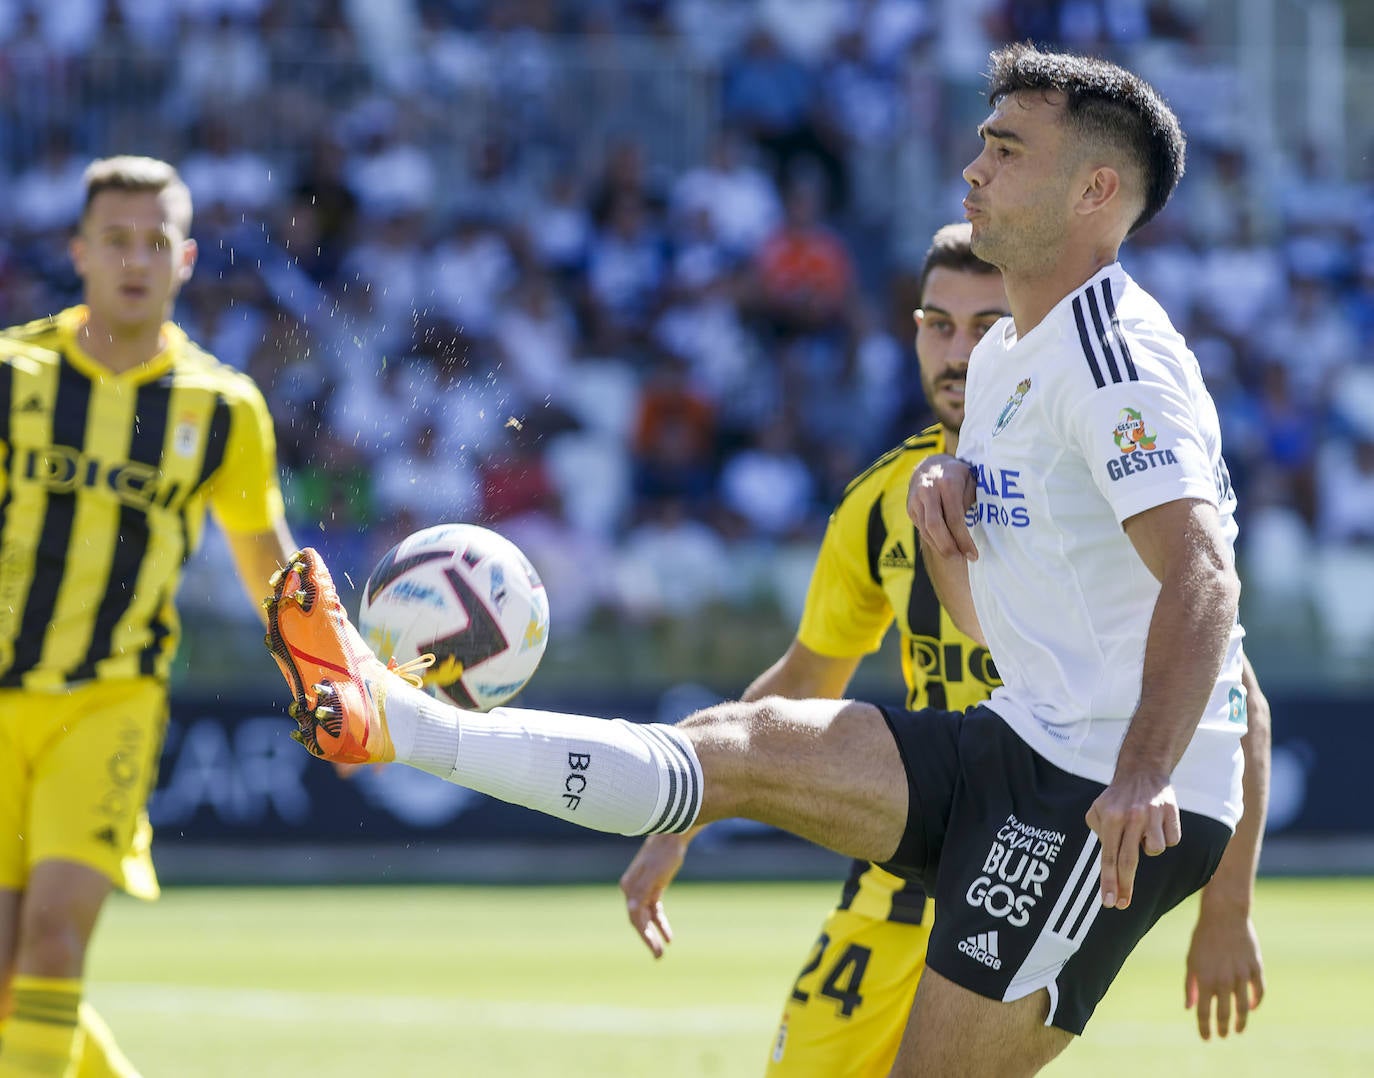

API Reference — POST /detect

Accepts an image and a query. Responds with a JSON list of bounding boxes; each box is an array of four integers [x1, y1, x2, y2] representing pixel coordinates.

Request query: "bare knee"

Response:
[[678, 695, 847, 752], [677, 696, 791, 744], [677, 697, 907, 861], [676, 698, 776, 819]]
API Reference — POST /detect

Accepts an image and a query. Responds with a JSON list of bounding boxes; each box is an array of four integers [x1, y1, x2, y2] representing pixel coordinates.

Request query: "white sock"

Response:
[[378, 679, 703, 835]]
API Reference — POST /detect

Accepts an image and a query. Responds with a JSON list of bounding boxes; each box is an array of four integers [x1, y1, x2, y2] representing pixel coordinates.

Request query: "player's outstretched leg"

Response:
[[263, 547, 707, 835], [264, 548, 910, 860]]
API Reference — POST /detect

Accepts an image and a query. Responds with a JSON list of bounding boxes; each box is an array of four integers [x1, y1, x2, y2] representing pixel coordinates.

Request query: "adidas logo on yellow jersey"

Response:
[[879, 540, 914, 569]]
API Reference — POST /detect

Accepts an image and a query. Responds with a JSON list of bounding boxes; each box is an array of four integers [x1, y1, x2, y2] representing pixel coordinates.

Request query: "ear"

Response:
[[1074, 165, 1122, 218], [177, 238, 198, 284], [69, 234, 87, 279]]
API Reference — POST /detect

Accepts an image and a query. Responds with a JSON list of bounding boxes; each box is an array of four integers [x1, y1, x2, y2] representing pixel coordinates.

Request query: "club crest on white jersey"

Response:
[[992, 378, 1032, 436]]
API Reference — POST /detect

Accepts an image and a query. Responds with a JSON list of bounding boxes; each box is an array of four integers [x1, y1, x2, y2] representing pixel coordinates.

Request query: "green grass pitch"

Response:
[[86, 876, 1374, 1076]]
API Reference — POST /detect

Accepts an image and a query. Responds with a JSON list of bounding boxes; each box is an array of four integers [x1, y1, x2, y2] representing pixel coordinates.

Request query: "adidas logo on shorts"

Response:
[[958, 930, 1002, 970]]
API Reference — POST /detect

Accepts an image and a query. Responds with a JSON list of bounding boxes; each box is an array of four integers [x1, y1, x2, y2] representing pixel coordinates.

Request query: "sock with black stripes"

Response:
[[0, 975, 84, 1077], [380, 680, 704, 835]]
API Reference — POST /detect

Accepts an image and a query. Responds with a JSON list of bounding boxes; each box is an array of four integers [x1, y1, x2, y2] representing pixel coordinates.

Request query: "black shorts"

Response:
[[876, 704, 1231, 1034]]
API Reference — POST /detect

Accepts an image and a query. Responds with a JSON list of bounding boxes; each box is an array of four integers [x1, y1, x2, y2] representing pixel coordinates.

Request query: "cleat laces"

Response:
[[385, 652, 435, 688]]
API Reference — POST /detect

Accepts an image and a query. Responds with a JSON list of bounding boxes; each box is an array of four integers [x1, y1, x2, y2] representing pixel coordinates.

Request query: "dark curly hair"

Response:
[[917, 222, 998, 303], [986, 43, 1186, 235]]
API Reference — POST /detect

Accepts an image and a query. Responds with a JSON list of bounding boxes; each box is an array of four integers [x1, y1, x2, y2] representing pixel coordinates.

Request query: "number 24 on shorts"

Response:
[[789, 933, 872, 1018]]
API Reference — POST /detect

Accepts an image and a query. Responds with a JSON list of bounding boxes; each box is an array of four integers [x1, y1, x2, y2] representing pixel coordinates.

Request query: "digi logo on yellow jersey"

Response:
[[907, 637, 1000, 688], [18, 444, 186, 511], [905, 636, 1000, 709]]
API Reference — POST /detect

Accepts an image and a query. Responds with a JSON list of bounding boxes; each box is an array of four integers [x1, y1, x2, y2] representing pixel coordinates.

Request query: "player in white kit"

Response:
[[266, 44, 1265, 1076]]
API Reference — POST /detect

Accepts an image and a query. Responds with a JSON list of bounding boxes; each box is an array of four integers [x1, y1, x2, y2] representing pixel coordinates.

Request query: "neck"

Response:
[[78, 312, 166, 374], [943, 425, 959, 456], [1004, 245, 1118, 338]]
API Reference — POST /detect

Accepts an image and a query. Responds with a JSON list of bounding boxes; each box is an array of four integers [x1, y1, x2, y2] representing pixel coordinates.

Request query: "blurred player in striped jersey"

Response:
[[0, 157, 295, 1077], [618, 222, 1269, 1075]]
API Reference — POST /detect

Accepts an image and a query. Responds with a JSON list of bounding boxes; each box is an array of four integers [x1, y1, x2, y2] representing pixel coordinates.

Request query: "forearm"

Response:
[[741, 654, 799, 703], [1116, 563, 1240, 781], [741, 641, 858, 702], [920, 544, 985, 645], [1201, 657, 1270, 912], [671, 823, 708, 845], [909, 453, 985, 643], [227, 517, 298, 627]]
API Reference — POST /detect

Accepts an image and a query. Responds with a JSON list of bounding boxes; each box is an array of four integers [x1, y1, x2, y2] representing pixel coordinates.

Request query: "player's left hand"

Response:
[[1085, 772, 1181, 909], [907, 454, 978, 560], [1185, 903, 1264, 1039], [619, 833, 691, 958]]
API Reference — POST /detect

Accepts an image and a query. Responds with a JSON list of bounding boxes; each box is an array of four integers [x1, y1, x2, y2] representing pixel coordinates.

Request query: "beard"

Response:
[[921, 370, 965, 432], [968, 222, 1001, 266], [968, 179, 1071, 275]]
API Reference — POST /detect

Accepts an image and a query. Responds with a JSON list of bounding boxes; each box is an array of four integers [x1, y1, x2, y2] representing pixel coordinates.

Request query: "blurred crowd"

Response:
[[0, 0, 1371, 662]]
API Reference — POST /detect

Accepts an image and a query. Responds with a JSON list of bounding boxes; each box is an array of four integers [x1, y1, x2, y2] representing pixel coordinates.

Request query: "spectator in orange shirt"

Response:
[[631, 348, 718, 513], [749, 173, 854, 339]]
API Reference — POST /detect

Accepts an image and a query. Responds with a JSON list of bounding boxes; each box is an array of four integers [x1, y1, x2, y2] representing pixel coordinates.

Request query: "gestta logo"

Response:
[[1112, 407, 1156, 453], [1105, 406, 1178, 482]]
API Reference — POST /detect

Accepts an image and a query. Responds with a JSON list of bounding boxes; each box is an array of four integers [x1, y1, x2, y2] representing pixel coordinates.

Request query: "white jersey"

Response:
[[958, 263, 1245, 827]]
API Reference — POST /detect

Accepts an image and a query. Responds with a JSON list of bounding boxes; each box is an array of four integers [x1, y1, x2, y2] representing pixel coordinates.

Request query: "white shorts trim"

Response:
[[1003, 833, 1102, 1004]]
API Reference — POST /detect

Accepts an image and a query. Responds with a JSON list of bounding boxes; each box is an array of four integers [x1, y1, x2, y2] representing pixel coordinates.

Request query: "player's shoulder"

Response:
[[1056, 268, 1192, 393], [0, 335, 62, 368], [835, 425, 946, 508], [169, 324, 227, 374], [0, 318, 64, 370], [170, 326, 269, 404], [2, 312, 67, 354]]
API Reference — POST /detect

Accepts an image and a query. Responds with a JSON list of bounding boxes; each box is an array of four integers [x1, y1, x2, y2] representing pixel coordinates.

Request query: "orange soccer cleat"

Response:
[[263, 548, 432, 764]]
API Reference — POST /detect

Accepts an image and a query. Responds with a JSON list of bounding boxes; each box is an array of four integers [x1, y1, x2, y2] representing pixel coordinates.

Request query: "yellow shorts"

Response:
[[0, 678, 167, 900], [765, 902, 933, 1078]]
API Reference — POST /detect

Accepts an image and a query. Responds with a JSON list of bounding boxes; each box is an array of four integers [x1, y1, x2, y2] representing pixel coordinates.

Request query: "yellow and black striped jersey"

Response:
[[799, 424, 1000, 712], [798, 423, 1002, 921], [0, 306, 286, 690]]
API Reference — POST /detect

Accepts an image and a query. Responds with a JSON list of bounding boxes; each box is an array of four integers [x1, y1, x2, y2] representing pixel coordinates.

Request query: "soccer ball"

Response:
[[358, 523, 549, 712]]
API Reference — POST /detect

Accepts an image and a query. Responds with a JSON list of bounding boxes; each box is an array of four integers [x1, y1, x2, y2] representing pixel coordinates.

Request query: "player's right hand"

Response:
[[619, 831, 694, 958], [1086, 772, 1182, 909], [908, 454, 978, 560]]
